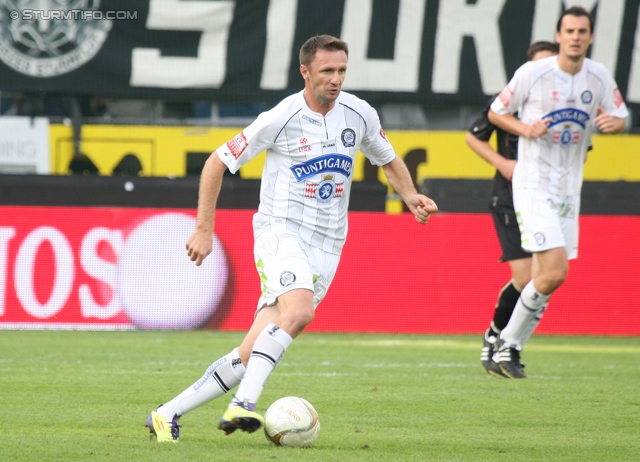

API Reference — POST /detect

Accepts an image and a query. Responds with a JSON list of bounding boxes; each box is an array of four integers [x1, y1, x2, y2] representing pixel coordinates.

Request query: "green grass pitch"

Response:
[[1, 330, 639, 461]]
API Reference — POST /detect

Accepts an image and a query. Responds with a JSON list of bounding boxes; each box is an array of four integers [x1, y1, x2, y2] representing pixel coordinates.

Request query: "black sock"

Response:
[[492, 281, 522, 331]]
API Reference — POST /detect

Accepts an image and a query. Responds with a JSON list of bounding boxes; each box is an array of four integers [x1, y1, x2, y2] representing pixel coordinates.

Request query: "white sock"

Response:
[[232, 323, 292, 408], [158, 348, 245, 420], [519, 302, 548, 347], [500, 281, 550, 348]]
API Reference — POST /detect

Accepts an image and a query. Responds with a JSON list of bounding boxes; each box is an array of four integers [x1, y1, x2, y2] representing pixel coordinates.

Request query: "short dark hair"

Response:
[[556, 6, 594, 33], [526, 41, 559, 61], [299, 35, 349, 68]]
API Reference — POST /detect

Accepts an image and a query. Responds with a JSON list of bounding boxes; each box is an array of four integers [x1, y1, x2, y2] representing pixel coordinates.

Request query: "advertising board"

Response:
[[1, 206, 638, 335]]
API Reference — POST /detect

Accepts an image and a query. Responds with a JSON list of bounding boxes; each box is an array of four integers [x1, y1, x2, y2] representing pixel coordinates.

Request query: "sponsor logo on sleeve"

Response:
[[613, 88, 624, 108], [498, 86, 514, 107], [226, 132, 248, 159], [379, 128, 388, 142]]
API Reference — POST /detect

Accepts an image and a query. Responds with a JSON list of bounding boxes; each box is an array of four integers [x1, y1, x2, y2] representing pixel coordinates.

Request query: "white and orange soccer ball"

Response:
[[263, 396, 320, 447]]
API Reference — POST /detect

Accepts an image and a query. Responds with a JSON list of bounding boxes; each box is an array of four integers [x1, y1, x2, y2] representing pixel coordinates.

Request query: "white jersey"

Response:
[[216, 90, 396, 255], [491, 56, 628, 196]]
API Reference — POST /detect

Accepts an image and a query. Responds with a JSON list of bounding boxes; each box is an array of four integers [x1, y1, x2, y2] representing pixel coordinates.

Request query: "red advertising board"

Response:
[[1, 206, 638, 335]]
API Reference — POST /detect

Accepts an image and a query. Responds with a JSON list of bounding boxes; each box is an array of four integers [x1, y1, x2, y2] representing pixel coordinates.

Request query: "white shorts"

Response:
[[254, 229, 341, 312], [513, 188, 580, 260]]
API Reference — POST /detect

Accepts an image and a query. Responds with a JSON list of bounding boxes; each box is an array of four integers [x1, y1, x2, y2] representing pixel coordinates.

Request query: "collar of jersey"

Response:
[[298, 90, 340, 118], [552, 55, 587, 81]]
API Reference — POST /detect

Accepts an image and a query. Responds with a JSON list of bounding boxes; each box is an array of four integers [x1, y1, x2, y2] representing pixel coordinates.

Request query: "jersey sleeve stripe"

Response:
[[586, 70, 607, 93], [530, 68, 554, 92], [274, 108, 303, 143], [339, 103, 367, 131]]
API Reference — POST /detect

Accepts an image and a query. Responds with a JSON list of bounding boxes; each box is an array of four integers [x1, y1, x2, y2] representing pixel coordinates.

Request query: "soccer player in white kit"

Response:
[[488, 6, 628, 378], [467, 41, 559, 378], [145, 35, 438, 442]]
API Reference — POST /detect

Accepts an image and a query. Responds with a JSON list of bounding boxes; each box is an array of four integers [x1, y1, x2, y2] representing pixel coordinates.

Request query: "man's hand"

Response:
[[186, 229, 213, 266], [408, 195, 438, 224], [524, 117, 552, 138], [488, 110, 551, 140], [594, 106, 623, 133]]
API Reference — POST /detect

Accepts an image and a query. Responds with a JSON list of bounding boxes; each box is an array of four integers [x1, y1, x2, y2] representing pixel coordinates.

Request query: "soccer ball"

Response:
[[263, 396, 320, 447]]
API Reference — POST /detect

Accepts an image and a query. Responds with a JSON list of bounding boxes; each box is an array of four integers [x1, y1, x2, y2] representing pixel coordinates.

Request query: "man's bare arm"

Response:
[[381, 156, 437, 224], [488, 109, 551, 139], [465, 132, 517, 181], [186, 153, 228, 266]]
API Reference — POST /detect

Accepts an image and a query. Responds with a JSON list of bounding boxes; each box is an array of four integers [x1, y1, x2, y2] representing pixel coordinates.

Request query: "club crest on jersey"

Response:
[[553, 124, 580, 146], [304, 175, 344, 202], [317, 175, 336, 202], [341, 128, 356, 147], [543, 108, 590, 129], [581, 90, 593, 104], [559, 129, 573, 146], [290, 153, 353, 181]]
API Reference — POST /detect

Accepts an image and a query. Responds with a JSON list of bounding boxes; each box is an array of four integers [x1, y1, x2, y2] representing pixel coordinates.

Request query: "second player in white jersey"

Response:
[[485, 7, 628, 380], [216, 90, 394, 255], [491, 55, 628, 196]]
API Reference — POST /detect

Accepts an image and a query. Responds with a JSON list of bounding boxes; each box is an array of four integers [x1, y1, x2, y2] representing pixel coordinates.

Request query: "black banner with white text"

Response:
[[1, 0, 639, 107]]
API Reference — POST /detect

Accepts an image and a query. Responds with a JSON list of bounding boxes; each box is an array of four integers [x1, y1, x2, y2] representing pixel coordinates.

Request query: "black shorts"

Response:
[[491, 208, 532, 262]]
